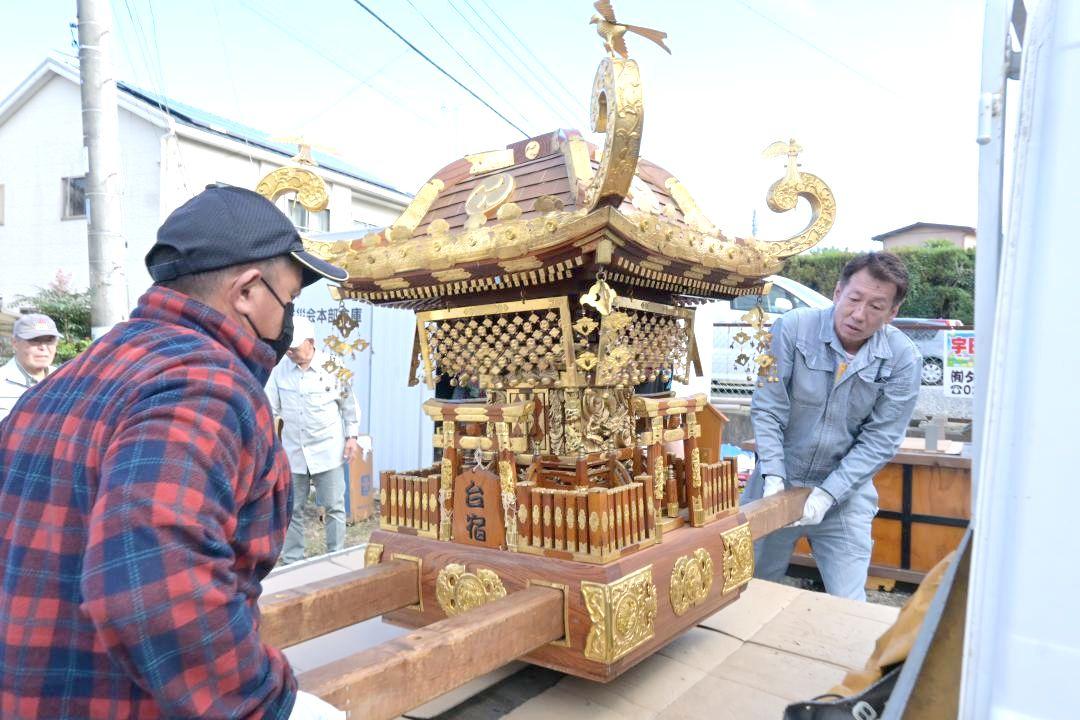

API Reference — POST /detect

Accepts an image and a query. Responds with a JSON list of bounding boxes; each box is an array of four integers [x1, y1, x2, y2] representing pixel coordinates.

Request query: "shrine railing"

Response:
[[514, 477, 657, 562]]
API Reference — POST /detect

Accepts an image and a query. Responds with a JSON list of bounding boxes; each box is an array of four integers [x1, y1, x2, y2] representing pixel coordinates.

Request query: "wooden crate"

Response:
[[348, 437, 375, 522]]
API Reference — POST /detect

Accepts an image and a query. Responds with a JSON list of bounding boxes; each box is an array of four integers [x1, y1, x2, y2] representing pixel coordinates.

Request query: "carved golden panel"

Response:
[[720, 523, 754, 594], [436, 564, 507, 617], [364, 542, 384, 567], [581, 565, 657, 664], [669, 548, 714, 616]]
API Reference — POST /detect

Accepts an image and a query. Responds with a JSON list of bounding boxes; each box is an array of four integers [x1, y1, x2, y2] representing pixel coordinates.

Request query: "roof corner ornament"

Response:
[[756, 138, 836, 260], [254, 137, 330, 214]]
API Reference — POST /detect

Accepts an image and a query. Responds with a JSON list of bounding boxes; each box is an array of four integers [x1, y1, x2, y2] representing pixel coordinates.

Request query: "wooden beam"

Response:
[[259, 560, 419, 649], [741, 487, 811, 538], [297, 586, 565, 719]]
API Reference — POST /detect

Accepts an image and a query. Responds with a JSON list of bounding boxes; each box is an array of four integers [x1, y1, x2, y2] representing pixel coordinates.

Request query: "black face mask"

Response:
[[245, 277, 294, 363]]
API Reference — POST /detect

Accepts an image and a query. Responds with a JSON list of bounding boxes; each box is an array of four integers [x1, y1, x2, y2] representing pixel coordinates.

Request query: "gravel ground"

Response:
[[777, 573, 913, 607], [285, 504, 379, 563]]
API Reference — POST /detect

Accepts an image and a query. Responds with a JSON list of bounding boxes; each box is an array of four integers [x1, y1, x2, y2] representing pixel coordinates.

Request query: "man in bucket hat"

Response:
[[0, 185, 346, 718], [0, 313, 62, 423]]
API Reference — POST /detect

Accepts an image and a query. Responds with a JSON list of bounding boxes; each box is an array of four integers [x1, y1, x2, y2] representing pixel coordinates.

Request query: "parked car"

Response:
[[890, 317, 963, 385], [699, 276, 962, 396], [701, 275, 831, 397]]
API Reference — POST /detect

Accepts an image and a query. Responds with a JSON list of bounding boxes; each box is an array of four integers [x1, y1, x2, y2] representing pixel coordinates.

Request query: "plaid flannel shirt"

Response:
[[0, 287, 297, 719]]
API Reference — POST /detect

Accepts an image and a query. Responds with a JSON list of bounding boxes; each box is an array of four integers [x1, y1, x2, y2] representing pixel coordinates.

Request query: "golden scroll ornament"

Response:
[[581, 564, 657, 664], [435, 564, 507, 617], [583, 56, 643, 210], [720, 522, 754, 594], [255, 166, 329, 212], [669, 548, 714, 616]]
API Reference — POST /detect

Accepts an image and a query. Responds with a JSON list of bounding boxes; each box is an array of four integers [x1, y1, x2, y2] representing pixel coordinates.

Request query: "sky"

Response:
[[0, 0, 985, 251]]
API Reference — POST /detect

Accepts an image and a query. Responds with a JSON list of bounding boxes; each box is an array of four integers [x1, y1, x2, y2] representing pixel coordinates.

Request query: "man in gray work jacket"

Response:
[[741, 252, 921, 601]]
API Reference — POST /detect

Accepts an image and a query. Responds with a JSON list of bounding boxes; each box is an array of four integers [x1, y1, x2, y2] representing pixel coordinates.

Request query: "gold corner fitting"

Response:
[[364, 542, 384, 568], [581, 564, 657, 664], [720, 522, 754, 594]]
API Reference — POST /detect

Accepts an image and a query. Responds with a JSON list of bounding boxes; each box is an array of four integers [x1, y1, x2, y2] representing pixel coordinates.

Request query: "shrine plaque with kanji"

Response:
[[451, 468, 505, 549]]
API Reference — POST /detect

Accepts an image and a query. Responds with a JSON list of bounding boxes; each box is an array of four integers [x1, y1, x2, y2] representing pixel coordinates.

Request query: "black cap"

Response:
[[146, 184, 348, 287]]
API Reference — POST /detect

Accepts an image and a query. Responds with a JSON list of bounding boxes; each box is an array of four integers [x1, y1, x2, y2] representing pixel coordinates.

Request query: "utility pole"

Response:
[[77, 0, 128, 338]]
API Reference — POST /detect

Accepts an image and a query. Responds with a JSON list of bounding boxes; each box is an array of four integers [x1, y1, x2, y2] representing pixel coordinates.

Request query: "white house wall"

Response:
[[0, 75, 161, 307]]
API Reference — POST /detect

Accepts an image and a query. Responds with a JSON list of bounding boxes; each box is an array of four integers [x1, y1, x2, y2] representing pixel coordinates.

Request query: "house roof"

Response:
[[0, 57, 411, 202], [872, 222, 976, 242], [116, 82, 409, 198]]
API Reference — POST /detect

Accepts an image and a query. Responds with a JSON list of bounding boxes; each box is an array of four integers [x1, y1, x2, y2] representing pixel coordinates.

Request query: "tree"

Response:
[[14, 271, 93, 362], [780, 243, 975, 324]]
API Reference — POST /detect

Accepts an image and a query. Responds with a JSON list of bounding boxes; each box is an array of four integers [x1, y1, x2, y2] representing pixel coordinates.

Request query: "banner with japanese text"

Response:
[[944, 330, 975, 398]]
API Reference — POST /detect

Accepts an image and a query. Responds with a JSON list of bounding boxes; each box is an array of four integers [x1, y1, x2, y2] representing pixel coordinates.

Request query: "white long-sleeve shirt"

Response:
[[0, 357, 54, 424], [264, 351, 361, 475]]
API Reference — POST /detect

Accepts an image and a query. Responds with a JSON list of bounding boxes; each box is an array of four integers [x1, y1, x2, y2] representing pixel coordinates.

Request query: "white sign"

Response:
[[944, 330, 975, 398]]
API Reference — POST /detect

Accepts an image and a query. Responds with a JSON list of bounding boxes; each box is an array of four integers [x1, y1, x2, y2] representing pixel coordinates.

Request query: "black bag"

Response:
[[782, 664, 901, 720]]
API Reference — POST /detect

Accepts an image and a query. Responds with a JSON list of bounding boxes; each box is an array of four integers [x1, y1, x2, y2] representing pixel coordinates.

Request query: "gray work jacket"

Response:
[[750, 307, 922, 504]]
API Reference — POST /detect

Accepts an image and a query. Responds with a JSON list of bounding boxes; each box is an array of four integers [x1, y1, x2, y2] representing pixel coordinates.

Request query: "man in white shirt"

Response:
[[265, 316, 361, 564], [0, 313, 62, 423]]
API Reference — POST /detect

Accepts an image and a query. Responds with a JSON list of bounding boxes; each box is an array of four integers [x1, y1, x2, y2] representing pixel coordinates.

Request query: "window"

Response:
[[731, 285, 808, 314], [287, 199, 330, 233], [62, 176, 87, 220]]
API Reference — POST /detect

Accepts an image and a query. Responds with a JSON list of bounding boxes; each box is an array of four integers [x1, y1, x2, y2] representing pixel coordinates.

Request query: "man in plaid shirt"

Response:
[[0, 186, 348, 718]]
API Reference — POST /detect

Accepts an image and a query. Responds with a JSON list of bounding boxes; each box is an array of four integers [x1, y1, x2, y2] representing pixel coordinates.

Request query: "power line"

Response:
[[460, 0, 585, 126], [476, 0, 588, 120], [401, 0, 533, 132], [730, 0, 899, 98], [345, 0, 530, 138], [118, 0, 196, 193], [234, 0, 436, 129], [296, 49, 409, 130], [445, 0, 575, 130], [210, 0, 258, 173]]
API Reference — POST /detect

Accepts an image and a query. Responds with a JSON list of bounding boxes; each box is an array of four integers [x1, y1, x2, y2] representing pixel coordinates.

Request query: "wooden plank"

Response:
[[875, 463, 904, 512], [298, 586, 565, 719], [911, 466, 971, 519], [871, 517, 903, 567], [740, 439, 972, 469], [911, 524, 966, 572], [741, 487, 811, 539], [259, 560, 420, 649]]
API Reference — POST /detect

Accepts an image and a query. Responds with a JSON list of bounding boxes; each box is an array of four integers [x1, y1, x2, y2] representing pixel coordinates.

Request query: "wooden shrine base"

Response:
[[370, 508, 752, 683]]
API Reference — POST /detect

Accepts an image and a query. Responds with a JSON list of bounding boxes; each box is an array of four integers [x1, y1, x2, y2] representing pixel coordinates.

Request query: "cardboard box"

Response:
[[347, 436, 375, 522]]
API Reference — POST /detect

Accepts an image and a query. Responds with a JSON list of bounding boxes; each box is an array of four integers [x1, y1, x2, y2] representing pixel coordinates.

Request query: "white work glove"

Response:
[[790, 487, 836, 527], [357, 435, 373, 457], [290, 690, 345, 720], [762, 474, 785, 498]]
